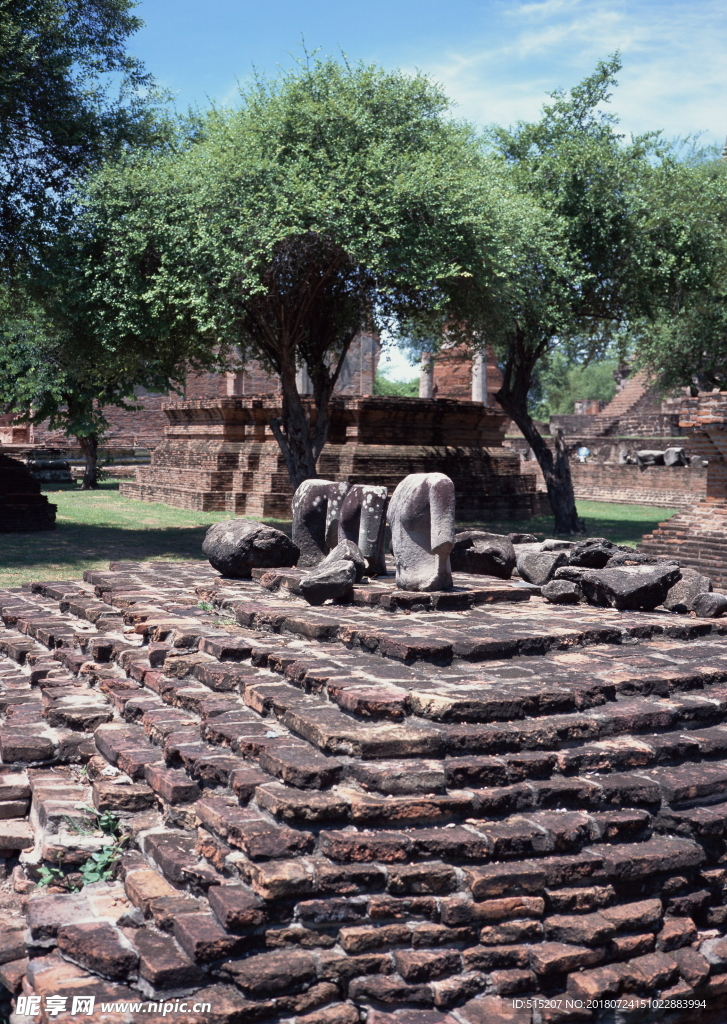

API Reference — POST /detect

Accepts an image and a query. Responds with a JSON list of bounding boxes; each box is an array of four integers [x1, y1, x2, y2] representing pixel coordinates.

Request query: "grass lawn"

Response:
[[0, 481, 680, 589], [463, 499, 679, 549]]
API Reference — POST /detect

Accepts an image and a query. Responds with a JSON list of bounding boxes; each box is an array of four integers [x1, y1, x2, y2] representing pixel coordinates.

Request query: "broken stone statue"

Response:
[[338, 484, 389, 576], [202, 520, 299, 578], [450, 531, 516, 579], [292, 479, 350, 567], [388, 472, 455, 591]]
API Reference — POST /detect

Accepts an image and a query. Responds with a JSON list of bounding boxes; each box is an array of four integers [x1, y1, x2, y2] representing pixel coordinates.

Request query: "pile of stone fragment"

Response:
[[514, 537, 724, 617], [205, 471, 724, 621]]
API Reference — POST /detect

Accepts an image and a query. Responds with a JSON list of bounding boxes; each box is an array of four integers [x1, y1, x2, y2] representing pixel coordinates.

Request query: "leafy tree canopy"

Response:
[[633, 157, 727, 394], [0, 0, 165, 270], [423, 54, 720, 533], [80, 56, 518, 485], [374, 371, 419, 397], [530, 352, 618, 420]]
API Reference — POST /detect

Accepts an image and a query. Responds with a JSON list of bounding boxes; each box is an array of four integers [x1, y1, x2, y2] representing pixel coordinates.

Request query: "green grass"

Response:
[[460, 499, 680, 549], [0, 480, 235, 588], [0, 482, 680, 589]]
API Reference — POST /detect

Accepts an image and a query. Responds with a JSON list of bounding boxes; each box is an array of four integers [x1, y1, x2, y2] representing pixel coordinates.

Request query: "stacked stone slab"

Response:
[[120, 396, 538, 521], [5, 564, 727, 1020], [641, 392, 727, 586], [0, 453, 56, 531]]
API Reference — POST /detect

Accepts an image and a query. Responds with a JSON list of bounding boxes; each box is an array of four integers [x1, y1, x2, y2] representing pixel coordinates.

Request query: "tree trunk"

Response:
[[269, 359, 319, 490], [495, 389, 585, 535], [76, 434, 99, 490], [269, 336, 356, 492]]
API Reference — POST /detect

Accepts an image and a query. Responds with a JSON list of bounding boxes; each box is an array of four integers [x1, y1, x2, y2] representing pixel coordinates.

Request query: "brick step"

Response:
[[118, 483, 230, 512], [7, 561, 727, 1019], [131, 468, 236, 489]]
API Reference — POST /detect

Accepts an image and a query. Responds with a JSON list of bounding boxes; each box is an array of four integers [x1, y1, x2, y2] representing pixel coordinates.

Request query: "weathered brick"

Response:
[[223, 949, 316, 996], [207, 885, 266, 930], [319, 829, 410, 863], [92, 779, 155, 812], [173, 912, 246, 963], [656, 917, 697, 951], [567, 966, 623, 1001], [530, 942, 605, 975], [594, 838, 704, 880], [257, 744, 343, 789], [144, 764, 200, 803], [479, 919, 544, 945], [440, 895, 544, 927], [132, 928, 205, 988], [600, 898, 662, 932], [544, 913, 615, 947], [339, 924, 410, 954], [56, 922, 138, 980], [620, 951, 679, 993]]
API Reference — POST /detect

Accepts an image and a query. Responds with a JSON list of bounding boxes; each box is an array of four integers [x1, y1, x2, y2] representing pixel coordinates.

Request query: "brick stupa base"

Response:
[[0, 452, 56, 531], [641, 394, 727, 585], [2, 563, 727, 1020], [120, 395, 539, 521]]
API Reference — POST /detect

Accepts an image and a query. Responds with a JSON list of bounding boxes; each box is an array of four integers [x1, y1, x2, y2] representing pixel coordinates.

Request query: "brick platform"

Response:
[[2, 562, 727, 1020], [120, 396, 538, 521], [0, 453, 56, 531], [641, 393, 727, 585], [553, 463, 705, 509]]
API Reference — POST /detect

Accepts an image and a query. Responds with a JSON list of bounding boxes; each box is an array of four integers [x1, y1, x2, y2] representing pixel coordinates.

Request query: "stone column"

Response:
[[471, 348, 488, 404], [419, 354, 434, 399], [296, 362, 312, 395]]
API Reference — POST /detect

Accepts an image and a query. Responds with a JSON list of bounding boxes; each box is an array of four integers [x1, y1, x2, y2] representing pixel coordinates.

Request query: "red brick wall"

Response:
[[432, 345, 503, 405], [224, 333, 380, 397], [29, 388, 168, 450], [20, 334, 381, 451], [521, 460, 707, 508]]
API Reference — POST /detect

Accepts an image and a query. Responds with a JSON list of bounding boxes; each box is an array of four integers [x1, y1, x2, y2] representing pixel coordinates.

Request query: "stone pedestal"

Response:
[[0, 453, 56, 531], [640, 393, 727, 585], [120, 395, 538, 521]]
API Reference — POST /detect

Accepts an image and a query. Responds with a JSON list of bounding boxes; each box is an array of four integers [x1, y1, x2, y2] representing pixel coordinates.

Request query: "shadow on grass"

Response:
[[0, 522, 214, 585]]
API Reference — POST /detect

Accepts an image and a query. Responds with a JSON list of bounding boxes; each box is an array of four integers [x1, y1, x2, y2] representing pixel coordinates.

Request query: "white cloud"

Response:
[[417, 0, 727, 144]]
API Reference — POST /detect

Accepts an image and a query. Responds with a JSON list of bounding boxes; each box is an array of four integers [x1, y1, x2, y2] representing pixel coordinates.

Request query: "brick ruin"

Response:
[[1, 335, 380, 457], [641, 393, 727, 585], [120, 396, 538, 522], [517, 373, 708, 509], [0, 453, 56, 532], [2, 554, 727, 1022]]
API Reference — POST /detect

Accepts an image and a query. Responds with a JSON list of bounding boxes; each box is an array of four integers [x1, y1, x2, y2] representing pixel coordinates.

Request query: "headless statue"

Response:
[[388, 473, 455, 591]]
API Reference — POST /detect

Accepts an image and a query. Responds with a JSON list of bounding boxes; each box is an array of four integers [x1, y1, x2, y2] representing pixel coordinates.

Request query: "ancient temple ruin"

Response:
[[641, 391, 727, 585], [0, 453, 56, 531], [120, 395, 539, 521]]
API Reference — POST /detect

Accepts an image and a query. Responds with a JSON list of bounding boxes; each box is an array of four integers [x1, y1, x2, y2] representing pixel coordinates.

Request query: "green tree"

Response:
[[79, 58, 502, 488], [0, 0, 160, 271], [633, 157, 727, 394], [467, 55, 697, 533], [530, 352, 617, 419], [0, 236, 227, 487], [374, 372, 419, 397]]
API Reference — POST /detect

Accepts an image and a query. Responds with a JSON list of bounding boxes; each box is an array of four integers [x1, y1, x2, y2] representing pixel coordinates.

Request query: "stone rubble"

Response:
[[0, 559, 727, 1021]]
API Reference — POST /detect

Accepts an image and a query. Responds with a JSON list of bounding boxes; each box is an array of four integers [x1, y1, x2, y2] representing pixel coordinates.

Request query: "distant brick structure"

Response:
[[5, 334, 379, 455], [120, 395, 538, 521], [570, 461, 706, 508], [0, 453, 56, 531], [5, 388, 169, 452], [641, 392, 727, 584], [430, 344, 503, 405]]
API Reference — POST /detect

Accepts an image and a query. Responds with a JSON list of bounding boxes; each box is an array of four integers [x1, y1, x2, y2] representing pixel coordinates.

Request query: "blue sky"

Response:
[[129, 0, 727, 377], [132, 0, 726, 143]]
